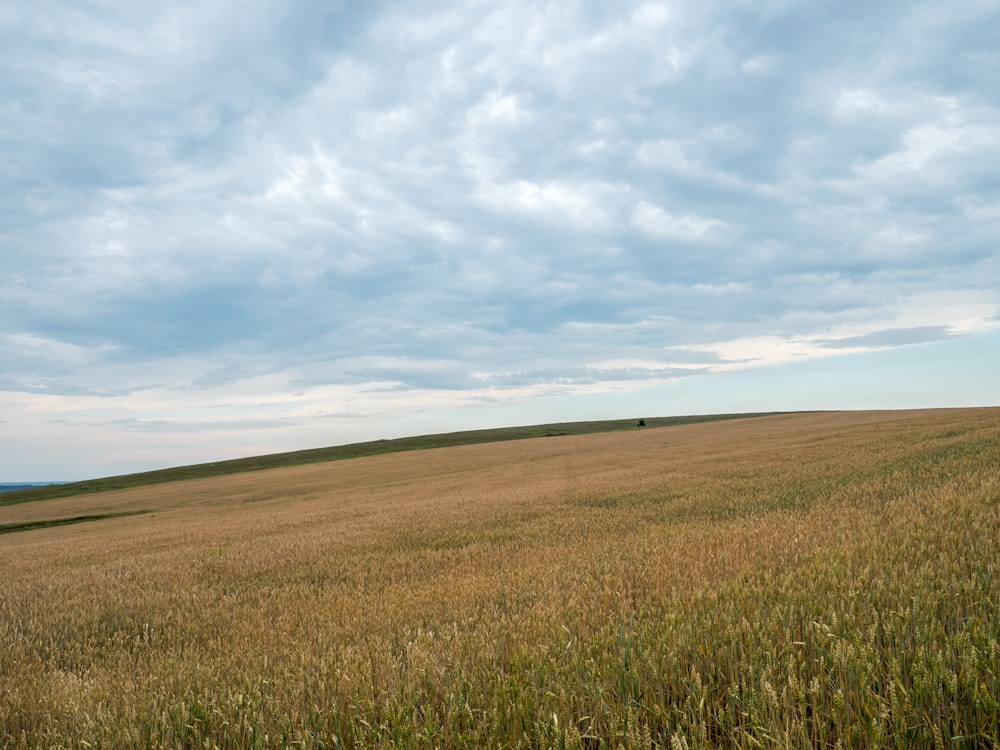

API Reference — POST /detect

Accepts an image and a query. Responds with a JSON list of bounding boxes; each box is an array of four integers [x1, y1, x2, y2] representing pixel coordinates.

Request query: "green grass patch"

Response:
[[0, 510, 151, 535]]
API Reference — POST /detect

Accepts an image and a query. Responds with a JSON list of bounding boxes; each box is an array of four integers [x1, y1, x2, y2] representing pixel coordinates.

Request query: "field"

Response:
[[1, 409, 998, 748]]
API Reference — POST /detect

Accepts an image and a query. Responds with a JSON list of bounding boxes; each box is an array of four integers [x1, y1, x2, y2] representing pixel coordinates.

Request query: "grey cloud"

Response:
[[819, 326, 953, 350]]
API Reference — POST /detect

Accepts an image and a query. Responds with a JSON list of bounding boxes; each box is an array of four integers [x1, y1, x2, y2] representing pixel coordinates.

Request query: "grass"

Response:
[[0, 412, 788, 506], [0, 510, 150, 535], [1, 408, 998, 748]]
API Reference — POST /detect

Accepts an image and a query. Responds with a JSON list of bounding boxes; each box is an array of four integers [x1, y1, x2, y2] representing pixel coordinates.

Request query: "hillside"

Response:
[[1, 408, 998, 748], [0, 411, 786, 507]]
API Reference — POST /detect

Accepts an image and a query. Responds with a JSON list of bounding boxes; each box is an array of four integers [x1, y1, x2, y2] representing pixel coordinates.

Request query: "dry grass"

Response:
[[1, 409, 998, 748]]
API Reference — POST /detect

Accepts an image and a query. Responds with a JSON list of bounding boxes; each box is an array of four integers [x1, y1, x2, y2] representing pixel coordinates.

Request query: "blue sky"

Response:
[[2, 0, 999, 481]]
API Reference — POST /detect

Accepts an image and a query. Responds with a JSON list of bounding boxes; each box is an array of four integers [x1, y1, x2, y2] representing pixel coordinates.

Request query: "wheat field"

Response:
[[1, 409, 999, 748]]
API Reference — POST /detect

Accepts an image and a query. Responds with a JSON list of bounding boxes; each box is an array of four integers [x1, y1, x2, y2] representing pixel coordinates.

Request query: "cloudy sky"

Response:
[[3, 1, 999, 480]]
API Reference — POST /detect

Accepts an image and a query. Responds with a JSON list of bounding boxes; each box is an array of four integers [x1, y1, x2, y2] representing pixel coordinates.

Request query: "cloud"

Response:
[[630, 201, 722, 240], [818, 326, 952, 349], [2, 0, 999, 477]]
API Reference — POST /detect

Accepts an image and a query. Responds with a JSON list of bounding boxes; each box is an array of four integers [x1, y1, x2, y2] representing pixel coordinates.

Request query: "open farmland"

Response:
[[1, 409, 999, 748]]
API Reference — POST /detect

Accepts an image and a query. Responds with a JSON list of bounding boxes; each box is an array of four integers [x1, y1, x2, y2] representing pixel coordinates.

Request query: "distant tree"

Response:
[[637, 419, 646, 427]]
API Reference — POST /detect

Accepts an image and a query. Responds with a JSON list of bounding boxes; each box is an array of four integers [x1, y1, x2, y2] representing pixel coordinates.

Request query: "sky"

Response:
[[2, 0, 999, 481]]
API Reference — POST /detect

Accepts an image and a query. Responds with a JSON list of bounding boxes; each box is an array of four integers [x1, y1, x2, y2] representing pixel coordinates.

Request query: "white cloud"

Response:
[[834, 89, 886, 115], [586, 357, 707, 374], [741, 55, 774, 75], [870, 224, 928, 246], [886, 291, 999, 336], [467, 90, 527, 126], [679, 288, 1000, 370], [630, 201, 721, 240], [863, 120, 1000, 180], [481, 179, 624, 231], [631, 3, 671, 28], [634, 138, 702, 173]]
